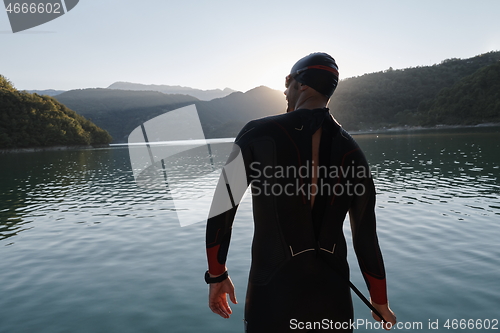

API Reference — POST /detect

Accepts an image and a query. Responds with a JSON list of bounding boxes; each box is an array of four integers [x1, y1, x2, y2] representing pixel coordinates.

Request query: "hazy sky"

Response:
[[2, 0, 500, 92]]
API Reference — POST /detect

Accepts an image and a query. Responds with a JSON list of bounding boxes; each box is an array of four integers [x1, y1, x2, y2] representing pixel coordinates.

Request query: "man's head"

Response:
[[284, 52, 339, 111], [288, 52, 339, 97]]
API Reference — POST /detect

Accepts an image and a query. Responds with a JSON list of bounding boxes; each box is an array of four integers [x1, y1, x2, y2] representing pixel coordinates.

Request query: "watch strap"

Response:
[[205, 270, 228, 284]]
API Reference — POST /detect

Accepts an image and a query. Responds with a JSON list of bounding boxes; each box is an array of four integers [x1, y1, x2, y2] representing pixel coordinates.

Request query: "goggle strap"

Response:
[[293, 65, 339, 77]]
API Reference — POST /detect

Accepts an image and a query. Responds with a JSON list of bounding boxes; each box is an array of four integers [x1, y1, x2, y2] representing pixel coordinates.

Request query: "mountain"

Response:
[[54, 86, 285, 142], [423, 61, 500, 125], [107, 82, 237, 101], [55, 88, 200, 143], [0, 76, 111, 149], [329, 51, 500, 130], [196, 86, 286, 138], [26, 89, 66, 96], [50, 50, 500, 144]]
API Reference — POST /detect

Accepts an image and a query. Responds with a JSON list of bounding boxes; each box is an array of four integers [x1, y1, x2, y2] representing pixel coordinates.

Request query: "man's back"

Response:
[[205, 52, 396, 332], [207, 108, 386, 331]]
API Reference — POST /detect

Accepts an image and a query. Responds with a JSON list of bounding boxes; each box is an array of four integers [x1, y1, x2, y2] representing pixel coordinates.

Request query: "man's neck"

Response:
[[293, 95, 328, 111]]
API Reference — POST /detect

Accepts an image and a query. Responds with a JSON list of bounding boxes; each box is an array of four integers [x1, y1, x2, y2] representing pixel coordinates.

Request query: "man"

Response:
[[205, 53, 396, 332]]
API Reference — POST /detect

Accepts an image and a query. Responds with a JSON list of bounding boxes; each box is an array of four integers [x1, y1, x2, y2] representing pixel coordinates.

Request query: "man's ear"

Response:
[[298, 83, 309, 92]]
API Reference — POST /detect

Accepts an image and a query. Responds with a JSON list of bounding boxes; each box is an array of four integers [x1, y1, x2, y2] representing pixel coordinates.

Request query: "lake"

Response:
[[1, 126, 499, 332]]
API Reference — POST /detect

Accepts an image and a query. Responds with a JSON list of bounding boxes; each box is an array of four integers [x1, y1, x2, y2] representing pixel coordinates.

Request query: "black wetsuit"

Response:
[[206, 108, 387, 332]]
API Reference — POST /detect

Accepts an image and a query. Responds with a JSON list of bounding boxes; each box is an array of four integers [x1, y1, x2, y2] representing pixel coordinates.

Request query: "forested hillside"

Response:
[[0, 76, 112, 149], [10, 51, 498, 146], [330, 51, 500, 130], [55, 89, 199, 142], [55, 86, 285, 142], [423, 61, 500, 125]]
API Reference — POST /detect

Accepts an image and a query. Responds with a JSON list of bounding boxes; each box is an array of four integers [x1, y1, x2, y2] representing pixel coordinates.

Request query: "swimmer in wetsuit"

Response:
[[205, 53, 397, 332]]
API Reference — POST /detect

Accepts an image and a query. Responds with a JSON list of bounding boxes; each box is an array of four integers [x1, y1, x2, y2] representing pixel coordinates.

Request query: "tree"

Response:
[[0, 76, 112, 148]]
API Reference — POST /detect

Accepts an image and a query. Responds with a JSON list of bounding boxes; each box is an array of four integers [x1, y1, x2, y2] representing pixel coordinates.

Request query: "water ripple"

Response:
[[0, 127, 499, 332]]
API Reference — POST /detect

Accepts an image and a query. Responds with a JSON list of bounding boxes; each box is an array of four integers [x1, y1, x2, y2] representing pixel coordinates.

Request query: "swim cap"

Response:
[[289, 52, 339, 97]]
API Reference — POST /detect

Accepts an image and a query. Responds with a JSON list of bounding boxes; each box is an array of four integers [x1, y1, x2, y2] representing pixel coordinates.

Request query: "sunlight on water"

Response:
[[0, 126, 499, 332]]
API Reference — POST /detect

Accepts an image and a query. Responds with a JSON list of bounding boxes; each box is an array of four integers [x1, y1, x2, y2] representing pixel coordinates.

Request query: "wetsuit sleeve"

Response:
[[205, 122, 255, 276], [349, 165, 388, 305], [206, 204, 238, 276], [205, 145, 241, 275]]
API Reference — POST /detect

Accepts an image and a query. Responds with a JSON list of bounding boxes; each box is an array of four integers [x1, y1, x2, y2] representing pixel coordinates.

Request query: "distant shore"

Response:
[[0, 144, 109, 154], [350, 122, 500, 135], [2, 123, 499, 152]]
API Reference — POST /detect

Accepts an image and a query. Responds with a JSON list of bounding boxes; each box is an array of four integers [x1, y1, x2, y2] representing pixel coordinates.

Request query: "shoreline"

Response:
[[0, 144, 109, 154], [350, 122, 500, 135], [2, 123, 499, 152]]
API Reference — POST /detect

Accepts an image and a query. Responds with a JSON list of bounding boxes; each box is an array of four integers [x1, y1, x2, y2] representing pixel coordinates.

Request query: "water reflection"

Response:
[[1, 127, 499, 332], [0, 148, 142, 241], [355, 127, 500, 214], [1, 127, 499, 241]]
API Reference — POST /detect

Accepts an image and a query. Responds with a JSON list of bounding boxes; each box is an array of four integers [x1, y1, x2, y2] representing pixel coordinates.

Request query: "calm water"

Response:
[[1, 126, 499, 332]]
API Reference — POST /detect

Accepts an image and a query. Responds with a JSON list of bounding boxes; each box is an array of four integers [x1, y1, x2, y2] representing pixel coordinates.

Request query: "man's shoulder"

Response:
[[328, 117, 357, 145], [332, 126, 372, 167], [249, 112, 289, 127], [235, 113, 289, 142]]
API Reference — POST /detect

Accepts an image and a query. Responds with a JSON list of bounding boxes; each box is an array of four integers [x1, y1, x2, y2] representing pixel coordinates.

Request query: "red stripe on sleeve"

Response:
[[363, 272, 388, 305], [206, 245, 225, 276]]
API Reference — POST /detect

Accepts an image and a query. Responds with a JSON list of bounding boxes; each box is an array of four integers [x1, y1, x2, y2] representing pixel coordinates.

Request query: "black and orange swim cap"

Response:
[[289, 52, 339, 97]]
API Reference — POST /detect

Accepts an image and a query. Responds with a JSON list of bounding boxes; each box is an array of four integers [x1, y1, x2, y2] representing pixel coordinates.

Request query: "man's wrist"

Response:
[[204, 270, 228, 284]]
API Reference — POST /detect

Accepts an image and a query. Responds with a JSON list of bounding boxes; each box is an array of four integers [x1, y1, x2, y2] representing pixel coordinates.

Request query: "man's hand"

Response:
[[371, 301, 397, 330], [208, 276, 238, 318]]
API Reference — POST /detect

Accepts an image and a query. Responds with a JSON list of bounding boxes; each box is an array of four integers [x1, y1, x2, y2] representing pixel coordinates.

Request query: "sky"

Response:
[[1, 0, 500, 93]]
